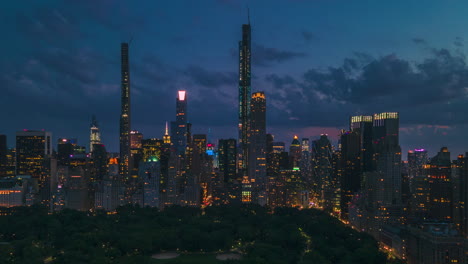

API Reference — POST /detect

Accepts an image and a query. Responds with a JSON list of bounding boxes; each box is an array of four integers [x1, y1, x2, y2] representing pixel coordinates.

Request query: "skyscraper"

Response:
[[16, 130, 52, 177], [0, 135, 7, 178], [372, 112, 401, 207], [238, 17, 251, 177], [219, 139, 237, 184], [89, 115, 101, 153], [119, 42, 131, 181], [339, 130, 361, 220], [171, 91, 188, 155], [459, 153, 468, 238], [249, 92, 267, 205], [408, 149, 429, 218], [425, 147, 452, 221], [300, 138, 312, 184], [350, 115, 373, 171], [312, 135, 335, 212], [289, 135, 301, 169]]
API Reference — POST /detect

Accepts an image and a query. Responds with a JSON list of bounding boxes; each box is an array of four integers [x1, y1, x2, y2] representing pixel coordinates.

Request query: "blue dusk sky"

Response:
[[1, 0, 468, 158]]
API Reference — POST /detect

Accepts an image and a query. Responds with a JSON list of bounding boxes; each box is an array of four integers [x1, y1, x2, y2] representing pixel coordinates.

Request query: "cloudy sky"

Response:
[[2, 0, 468, 158]]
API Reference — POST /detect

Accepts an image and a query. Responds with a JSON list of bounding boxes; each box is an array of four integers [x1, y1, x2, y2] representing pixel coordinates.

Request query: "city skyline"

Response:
[[2, 0, 468, 156], [1, 2, 467, 262]]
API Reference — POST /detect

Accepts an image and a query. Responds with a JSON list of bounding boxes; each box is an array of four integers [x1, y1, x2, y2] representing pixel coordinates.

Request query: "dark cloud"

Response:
[[15, 8, 84, 45], [252, 43, 307, 67], [454, 37, 464, 47], [264, 49, 468, 129], [301, 31, 317, 43], [412, 38, 427, 45], [183, 66, 236, 88], [63, 0, 149, 34]]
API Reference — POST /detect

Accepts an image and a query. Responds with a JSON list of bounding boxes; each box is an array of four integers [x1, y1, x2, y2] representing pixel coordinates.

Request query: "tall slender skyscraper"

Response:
[[119, 43, 131, 181], [89, 115, 101, 153], [238, 17, 251, 175], [171, 91, 188, 155]]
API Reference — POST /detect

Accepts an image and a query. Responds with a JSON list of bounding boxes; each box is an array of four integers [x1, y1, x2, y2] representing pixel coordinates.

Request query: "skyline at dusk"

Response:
[[2, 0, 468, 156]]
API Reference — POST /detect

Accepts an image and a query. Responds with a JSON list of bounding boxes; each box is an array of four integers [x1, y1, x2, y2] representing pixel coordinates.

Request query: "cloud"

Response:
[[412, 38, 427, 45], [230, 43, 306, 67], [264, 49, 468, 129], [454, 37, 464, 47], [301, 31, 317, 43], [183, 66, 237, 89]]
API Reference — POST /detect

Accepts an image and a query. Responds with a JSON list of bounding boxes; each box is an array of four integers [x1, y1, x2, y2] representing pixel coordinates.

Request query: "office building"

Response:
[[171, 91, 188, 155], [16, 130, 52, 178], [89, 115, 101, 153]]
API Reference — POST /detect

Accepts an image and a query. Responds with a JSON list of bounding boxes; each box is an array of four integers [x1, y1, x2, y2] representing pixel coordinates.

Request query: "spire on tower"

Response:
[[247, 6, 250, 25], [163, 121, 171, 144], [91, 114, 98, 127]]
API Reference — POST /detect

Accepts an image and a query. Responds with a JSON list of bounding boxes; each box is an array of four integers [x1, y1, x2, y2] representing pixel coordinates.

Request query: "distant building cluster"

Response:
[[0, 19, 467, 263]]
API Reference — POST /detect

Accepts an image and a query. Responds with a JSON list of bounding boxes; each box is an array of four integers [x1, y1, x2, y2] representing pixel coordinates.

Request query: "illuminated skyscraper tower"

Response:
[[238, 15, 251, 175], [89, 115, 101, 153], [119, 42, 131, 181], [249, 92, 267, 204], [171, 91, 188, 155], [163, 122, 171, 144]]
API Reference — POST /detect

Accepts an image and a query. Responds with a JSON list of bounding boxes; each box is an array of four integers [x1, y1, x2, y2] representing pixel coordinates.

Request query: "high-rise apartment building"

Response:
[[425, 147, 452, 221], [350, 115, 373, 171], [119, 42, 131, 181], [339, 130, 361, 220], [312, 135, 335, 212], [238, 18, 252, 178], [249, 92, 266, 204], [408, 149, 429, 218]]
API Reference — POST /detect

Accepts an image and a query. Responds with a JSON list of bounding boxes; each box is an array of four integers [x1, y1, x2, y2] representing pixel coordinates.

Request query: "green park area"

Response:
[[0, 205, 403, 264]]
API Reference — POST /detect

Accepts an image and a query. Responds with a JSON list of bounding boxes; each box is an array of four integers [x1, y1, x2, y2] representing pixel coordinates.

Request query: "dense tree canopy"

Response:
[[0, 205, 401, 264]]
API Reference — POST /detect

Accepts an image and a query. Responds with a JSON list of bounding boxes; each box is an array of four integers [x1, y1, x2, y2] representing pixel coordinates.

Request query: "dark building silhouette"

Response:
[[119, 42, 131, 182], [0, 135, 7, 177], [459, 153, 468, 238], [350, 115, 373, 171], [57, 138, 76, 167], [92, 144, 108, 182], [218, 139, 238, 201], [425, 147, 452, 221], [339, 130, 361, 220]]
